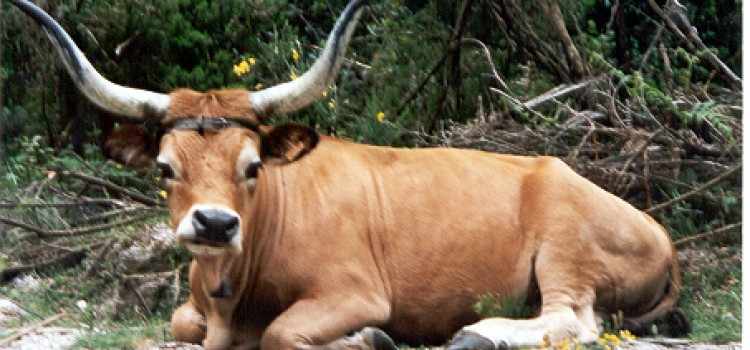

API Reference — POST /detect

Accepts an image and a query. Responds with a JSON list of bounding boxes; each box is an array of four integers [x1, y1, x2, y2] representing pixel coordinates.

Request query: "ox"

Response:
[[11, 0, 687, 349]]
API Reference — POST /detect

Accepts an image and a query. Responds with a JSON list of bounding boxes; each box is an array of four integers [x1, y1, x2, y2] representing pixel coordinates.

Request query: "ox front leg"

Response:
[[171, 301, 207, 345], [203, 299, 237, 350], [261, 296, 395, 350]]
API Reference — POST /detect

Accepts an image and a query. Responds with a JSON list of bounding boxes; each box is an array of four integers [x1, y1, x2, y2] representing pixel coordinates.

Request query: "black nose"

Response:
[[192, 209, 239, 244]]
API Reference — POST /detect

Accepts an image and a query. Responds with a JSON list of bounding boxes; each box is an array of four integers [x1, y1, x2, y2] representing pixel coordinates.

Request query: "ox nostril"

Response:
[[192, 209, 239, 244]]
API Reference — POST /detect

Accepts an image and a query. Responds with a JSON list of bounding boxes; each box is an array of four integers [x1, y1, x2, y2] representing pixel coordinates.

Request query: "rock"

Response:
[[0, 298, 25, 327], [117, 245, 160, 273], [116, 222, 184, 274], [99, 271, 179, 320], [2, 327, 81, 350], [10, 275, 41, 292]]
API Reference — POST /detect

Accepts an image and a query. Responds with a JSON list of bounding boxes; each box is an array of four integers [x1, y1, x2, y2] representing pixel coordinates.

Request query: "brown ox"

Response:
[[12, 0, 687, 349]]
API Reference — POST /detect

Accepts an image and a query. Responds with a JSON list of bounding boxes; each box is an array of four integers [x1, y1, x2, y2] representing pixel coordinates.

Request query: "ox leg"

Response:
[[448, 245, 601, 349], [447, 307, 599, 349], [171, 301, 236, 349], [171, 301, 207, 345], [260, 296, 394, 349], [203, 300, 237, 350]]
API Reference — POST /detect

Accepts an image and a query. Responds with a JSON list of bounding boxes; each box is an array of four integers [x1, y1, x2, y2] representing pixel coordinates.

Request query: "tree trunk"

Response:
[[539, 0, 586, 80]]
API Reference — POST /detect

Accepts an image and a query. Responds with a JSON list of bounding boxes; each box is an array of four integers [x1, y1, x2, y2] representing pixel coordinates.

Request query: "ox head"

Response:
[[11, 0, 367, 255]]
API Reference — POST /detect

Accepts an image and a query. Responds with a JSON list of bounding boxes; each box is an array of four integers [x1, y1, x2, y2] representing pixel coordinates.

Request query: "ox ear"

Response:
[[260, 124, 319, 164], [103, 124, 158, 168]]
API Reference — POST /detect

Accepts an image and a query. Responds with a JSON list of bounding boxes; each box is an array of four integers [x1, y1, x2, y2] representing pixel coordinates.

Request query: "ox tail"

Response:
[[621, 241, 691, 337]]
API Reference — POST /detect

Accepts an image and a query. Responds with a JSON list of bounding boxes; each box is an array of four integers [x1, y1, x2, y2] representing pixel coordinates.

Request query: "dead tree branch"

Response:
[[674, 223, 742, 247], [645, 0, 741, 91], [61, 171, 163, 207], [646, 163, 741, 214], [0, 310, 70, 347], [0, 211, 162, 238]]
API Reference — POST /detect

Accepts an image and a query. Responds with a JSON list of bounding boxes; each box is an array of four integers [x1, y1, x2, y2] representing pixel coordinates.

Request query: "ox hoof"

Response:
[[361, 327, 397, 350], [446, 331, 503, 350]]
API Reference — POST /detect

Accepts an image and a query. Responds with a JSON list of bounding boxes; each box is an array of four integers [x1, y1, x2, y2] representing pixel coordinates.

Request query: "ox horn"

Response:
[[249, 0, 368, 119], [10, 0, 170, 120]]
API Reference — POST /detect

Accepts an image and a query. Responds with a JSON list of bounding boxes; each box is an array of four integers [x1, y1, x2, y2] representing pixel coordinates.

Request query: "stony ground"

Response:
[[0, 322, 742, 350]]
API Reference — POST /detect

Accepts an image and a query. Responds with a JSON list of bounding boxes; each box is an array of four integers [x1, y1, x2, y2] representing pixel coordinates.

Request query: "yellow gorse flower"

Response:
[[292, 48, 300, 62], [159, 190, 168, 199], [247, 57, 256, 65], [376, 111, 385, 122], [255, 83, 263, 90], [619, 329, 636, 341], [290, 72, 299, 80], [233, 60, 251, 76]]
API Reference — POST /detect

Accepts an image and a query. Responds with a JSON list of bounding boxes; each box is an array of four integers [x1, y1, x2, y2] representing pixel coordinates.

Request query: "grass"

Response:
[[469, 244, 742, 344], [679, 246, 742, 342], [71, 322, 171, 350]]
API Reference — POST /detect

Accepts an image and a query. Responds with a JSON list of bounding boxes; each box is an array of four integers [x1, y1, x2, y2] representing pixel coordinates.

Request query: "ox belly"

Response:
[[351, 147, 673, 345], [365, 149, 539, 344]]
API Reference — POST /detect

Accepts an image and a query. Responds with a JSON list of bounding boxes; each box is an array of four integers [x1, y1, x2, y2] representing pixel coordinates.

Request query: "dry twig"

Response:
[[0, 309, 70, 347]]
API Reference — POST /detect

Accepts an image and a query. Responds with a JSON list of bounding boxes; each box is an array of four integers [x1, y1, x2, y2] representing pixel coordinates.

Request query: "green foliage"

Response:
[[73, 326, 166, 350], [679, 249, 742, 341], [683, 101, 737, 144], [474, 293, 533, 319]]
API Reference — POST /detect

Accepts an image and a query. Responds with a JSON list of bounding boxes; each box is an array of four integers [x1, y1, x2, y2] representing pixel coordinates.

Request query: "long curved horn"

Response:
[[249, 0, 368, 119], [10, 0, 170, 120]]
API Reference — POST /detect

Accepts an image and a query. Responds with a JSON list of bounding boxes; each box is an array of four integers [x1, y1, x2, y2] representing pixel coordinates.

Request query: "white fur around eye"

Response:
[[156, 143, 182, 180], [236, 140, 262, 184]]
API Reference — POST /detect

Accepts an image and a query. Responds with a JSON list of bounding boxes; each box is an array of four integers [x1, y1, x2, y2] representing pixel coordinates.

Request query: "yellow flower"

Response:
[[290, 72, 298, 80], [247, 57, 256, 65], [233, 60, 250, 76], [154, 176, 161, 182], [292, 48, 300, 62], [255, 83, 263, 90], [159, 190, 168, 199], [619, 329, 636, 341], [116, 164, 123, 169], [376, 111, 385, 122], [322, 90, 328, 97], [328, 101, 335, 109]]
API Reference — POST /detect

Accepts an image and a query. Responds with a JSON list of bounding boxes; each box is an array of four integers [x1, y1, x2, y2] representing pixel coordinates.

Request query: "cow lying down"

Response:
[[11, 0, 689, 348]]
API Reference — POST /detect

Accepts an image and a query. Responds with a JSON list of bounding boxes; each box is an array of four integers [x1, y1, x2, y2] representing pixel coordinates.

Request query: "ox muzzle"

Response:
[[176, 205, 242, 255]]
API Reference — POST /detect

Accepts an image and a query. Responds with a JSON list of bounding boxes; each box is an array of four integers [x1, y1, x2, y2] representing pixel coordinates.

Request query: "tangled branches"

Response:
[[0, 158, 166, 282], [437, 72, 741, 244]]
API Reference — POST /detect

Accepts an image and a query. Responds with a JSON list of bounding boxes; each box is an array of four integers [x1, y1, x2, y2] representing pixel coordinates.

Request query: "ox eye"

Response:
[[157, 161, 175, 180], [245, 161, 262, 180]]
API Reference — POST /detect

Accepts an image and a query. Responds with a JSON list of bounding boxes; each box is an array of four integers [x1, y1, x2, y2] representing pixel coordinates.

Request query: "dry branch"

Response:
[[0, 211, 162, 238], [0, 246, 90, 283], [0, 309, 70, 347], [645, 0, 741, 91], [0, 199, 127, 209], [61, 171, 164, 207], [523, 77, 601, 110], [674, 223, 742, 248], [645, 163, 741, 214]]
